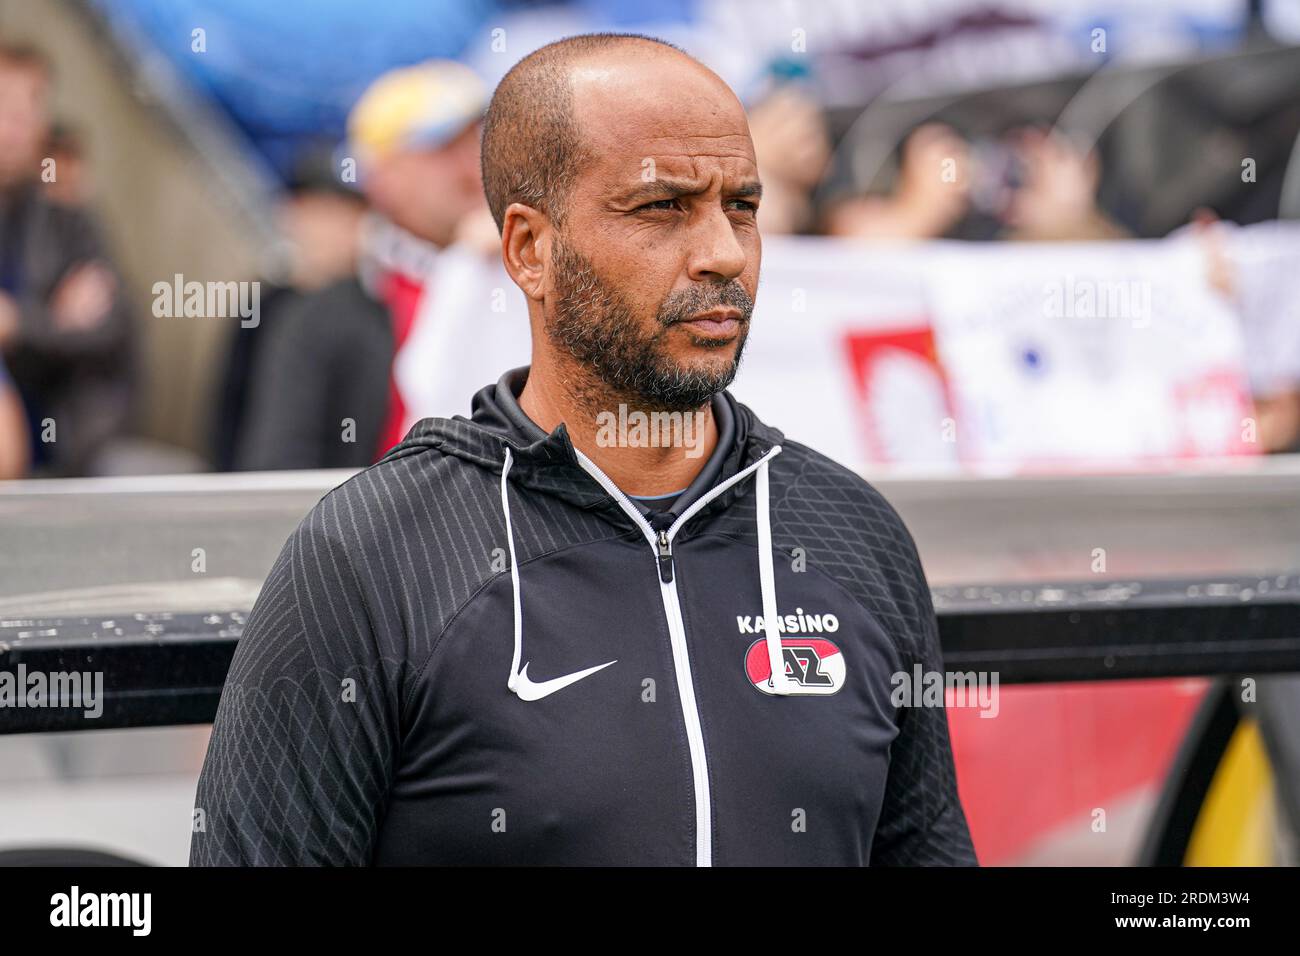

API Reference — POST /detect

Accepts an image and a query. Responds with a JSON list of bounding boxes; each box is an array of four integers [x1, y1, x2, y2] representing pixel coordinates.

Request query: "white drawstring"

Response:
[[500, 447, 524, 694], [755, 458, 791, 695]]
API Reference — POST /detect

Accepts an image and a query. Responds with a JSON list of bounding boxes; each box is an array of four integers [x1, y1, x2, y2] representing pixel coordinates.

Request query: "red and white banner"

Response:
[[394, 233, 1260, 473]]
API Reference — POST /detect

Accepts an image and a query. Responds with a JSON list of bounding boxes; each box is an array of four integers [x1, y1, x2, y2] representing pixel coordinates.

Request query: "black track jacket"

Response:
[[190, 367, 977, 866]]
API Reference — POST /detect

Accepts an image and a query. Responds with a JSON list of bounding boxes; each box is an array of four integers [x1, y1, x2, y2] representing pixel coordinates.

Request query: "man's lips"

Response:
[[674, 309, 743, 337]]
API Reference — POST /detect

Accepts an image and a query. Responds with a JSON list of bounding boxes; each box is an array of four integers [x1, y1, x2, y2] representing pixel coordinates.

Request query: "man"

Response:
[[232, 60, 491, 470], [222, 157, 375, 471], [0, 44, 133, 477], [191, 34, 976, 866]]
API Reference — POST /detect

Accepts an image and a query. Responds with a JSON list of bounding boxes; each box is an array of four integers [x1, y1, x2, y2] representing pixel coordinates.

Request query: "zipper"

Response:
[[572, 444, 782, 867], [657, 529, 673, 583]]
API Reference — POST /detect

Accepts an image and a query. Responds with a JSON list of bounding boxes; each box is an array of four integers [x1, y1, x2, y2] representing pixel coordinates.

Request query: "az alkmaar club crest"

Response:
[[744, 638, 845, 696]]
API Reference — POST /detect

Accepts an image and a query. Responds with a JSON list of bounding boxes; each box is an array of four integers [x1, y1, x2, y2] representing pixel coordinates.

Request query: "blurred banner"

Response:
[[925, 239, 1252, 469], [395, 229, 1284, 472]]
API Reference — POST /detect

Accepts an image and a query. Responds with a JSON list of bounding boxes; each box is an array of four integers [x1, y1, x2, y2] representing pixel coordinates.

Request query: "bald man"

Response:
[[192, 34, 976, 867]]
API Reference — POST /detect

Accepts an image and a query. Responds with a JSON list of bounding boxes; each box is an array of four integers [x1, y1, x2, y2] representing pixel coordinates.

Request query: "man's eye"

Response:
[[638, 199, 677, 212], [728, 200, 758, 213]]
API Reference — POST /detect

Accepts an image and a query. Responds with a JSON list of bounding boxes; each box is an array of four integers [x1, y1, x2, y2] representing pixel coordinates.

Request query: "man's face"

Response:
[[366, 121, 484, 247], [0, 63, 48, 187], [544, 58, 762, 411]]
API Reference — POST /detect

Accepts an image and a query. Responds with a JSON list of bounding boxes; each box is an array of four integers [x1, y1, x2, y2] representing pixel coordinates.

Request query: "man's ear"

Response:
[[501, 202, 549, 302]]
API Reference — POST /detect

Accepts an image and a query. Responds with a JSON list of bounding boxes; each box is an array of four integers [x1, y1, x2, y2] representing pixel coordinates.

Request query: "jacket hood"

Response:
[[379, 366, 784, 526]]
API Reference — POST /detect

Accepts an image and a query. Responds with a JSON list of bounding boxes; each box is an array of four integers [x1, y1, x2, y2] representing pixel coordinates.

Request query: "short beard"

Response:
[[546, 235, 753, 413]]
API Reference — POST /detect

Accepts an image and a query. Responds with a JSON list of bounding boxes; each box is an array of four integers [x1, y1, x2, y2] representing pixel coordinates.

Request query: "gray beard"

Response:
[[546, 236, 753, 414]]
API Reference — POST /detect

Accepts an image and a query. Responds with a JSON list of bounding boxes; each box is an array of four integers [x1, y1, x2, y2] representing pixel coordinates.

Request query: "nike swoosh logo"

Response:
[[511, 659, 617, 701]]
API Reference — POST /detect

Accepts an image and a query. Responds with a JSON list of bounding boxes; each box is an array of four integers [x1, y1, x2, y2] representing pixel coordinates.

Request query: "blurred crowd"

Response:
[[1, 0, 1299, 479], [0, 43, 132, 479]]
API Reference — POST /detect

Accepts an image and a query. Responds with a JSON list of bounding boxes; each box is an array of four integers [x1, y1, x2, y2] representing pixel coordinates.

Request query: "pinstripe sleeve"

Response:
[[189, 494, 401, 865], [870, 559, 979, 866]]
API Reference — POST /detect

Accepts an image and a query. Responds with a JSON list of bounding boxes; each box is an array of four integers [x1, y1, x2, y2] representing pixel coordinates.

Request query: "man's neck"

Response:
[[518, 355, 718, 498]]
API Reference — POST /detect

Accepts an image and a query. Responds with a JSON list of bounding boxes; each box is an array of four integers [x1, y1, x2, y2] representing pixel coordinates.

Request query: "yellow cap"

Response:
[[347, 60, 485, 167]]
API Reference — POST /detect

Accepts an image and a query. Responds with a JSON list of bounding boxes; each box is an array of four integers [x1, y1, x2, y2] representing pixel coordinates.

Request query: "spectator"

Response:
[[746, 85, 831, 234], [0, 43, 133, 477], [212, 159, 371, 471], [346, 60, 491, 250], [826, 123, 974, 240], [1001, 128, 1129, 242], [234, 61, 488, 470], [826, 123, 1130, 242], [1191, 213, 1300, 454]]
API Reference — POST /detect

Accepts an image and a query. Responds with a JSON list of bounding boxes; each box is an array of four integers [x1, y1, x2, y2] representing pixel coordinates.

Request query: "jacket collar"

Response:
[[383, 366, 784, 526]]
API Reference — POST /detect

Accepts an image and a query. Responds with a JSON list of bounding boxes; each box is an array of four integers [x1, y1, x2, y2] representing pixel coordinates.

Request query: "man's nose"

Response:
[[686, 206, 747, 283]]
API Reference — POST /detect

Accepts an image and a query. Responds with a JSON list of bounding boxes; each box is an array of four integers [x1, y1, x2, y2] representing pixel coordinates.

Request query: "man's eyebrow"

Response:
[[615, 178, 763, 204], [614, 179, 702, 204]]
